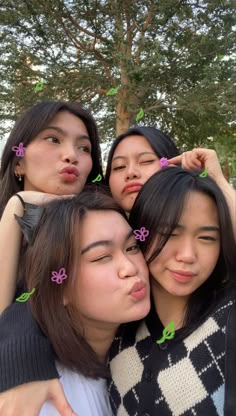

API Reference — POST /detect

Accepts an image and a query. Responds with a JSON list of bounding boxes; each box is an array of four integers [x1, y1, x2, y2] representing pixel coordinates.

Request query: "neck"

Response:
[[81, 321, 118, 363], [151, 279, 189, 329]]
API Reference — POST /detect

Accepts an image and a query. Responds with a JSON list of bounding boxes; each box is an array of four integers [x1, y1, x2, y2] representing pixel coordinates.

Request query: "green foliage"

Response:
[[0, 0, 235, 173]]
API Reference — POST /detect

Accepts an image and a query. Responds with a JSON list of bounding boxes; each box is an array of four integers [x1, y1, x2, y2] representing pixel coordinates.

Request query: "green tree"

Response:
[[0, 0, 235, 161]]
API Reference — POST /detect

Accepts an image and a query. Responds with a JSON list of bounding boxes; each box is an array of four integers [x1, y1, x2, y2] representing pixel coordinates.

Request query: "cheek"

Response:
[[81, 155, 93, 174], [109, 177, 122, 200], [202, 247, 220, 274], [144, 162, 161, 178]]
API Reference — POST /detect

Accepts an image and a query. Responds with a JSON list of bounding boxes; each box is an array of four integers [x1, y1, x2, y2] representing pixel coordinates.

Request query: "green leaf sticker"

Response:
[[135, 108, 144, 122], [199, 167, 208, 178], [34, 80, 44, 92], [106, 86, 120, 96], [16, 288, 36, 302], [92, 174, 102, 183], [156, 321, 175, 344]]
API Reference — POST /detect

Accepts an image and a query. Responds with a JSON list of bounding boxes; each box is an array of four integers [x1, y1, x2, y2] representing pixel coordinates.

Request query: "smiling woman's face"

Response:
[[109, 135, 161, 212], [148, 191, 220, 301]]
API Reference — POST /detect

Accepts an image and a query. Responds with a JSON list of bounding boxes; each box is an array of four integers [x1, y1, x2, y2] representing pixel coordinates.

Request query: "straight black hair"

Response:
[[129, 167, 236, 330], [105, 126, 179, 183], [0, 101, 103, 216]]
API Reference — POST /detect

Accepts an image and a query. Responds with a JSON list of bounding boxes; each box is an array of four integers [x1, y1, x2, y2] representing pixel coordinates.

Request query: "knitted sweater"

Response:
[[108, 294, 235, 416], [0, 302, 58, 391]]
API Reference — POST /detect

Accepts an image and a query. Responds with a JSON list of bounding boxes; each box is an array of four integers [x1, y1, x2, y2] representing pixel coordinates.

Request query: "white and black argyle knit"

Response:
[[108, 294, 235, 416]]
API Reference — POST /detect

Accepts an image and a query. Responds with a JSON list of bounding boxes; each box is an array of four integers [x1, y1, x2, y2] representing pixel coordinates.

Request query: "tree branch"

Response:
[[135, 0, 155, 65]]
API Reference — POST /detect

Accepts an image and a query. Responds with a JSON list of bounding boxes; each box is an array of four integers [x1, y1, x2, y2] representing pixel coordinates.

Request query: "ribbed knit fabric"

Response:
[[108, 294, 235, 416], [0, 302, 58, 392]]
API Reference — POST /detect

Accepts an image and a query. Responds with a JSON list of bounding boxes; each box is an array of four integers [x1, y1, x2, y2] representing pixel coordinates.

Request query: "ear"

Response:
[[14, 160, 25, 177]]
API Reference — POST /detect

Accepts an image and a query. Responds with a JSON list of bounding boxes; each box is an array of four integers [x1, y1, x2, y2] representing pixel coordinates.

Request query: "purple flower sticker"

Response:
[[160, 157, 169, 169], [51, 268, 67, 284], [133, 227, 149, 242], [12, 143, 26, 157]]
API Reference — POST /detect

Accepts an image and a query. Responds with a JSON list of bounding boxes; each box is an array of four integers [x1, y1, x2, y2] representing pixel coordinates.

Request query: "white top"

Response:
[[39, 364, 112, 416]]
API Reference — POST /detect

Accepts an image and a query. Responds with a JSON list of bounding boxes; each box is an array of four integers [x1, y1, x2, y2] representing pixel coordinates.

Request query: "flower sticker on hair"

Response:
[[12, 142, 26, 157], [92, 174, 102, 183], [51, 268, 67, 284], [133, 227, 149, 242], [199, 167, 208, 178], [160, 157, 169, 169], [16, 288, 35, 302], [156, 321, 175, 344]]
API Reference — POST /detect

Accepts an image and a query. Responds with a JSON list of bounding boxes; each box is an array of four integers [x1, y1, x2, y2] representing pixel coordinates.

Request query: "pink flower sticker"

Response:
[[133, 227, 149, 242], [160, 157, 169, 169], [51, 268, 67, 284], [12, 143, 26, 157]]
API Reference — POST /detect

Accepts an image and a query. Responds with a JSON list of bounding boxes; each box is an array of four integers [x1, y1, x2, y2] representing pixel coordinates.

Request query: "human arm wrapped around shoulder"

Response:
[[0, 301, 59, 392]]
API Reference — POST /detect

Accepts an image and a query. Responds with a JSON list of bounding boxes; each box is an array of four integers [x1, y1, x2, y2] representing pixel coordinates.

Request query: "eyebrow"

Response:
[[112, 151, 156, 162], [175, 224, 220, 232], [41, 126, 90, 141], [81, 229, 134, 255]]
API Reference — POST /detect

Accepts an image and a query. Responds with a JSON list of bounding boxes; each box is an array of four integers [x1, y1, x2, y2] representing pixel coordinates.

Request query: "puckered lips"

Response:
[[60, 166, 79, 182], [123, 182, 143, 194], [129, 281, 147, 300]]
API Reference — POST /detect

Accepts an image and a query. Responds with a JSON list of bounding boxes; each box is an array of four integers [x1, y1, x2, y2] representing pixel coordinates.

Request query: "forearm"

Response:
[[217, 177, 236, 240], [0, 196, 24, 313], [0, 302, 59, 392]]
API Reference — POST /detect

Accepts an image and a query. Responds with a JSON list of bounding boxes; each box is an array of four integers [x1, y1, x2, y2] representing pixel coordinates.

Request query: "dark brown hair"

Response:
[[25, 189, 126, 378], [0, 101, 103, 216]]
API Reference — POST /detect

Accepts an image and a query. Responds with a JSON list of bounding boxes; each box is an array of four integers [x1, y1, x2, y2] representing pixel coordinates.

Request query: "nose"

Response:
[[175, 237, 197, 264], [118, 253, 139, 279], [125, 163, 141, 180], [62, 143, 78, 165]]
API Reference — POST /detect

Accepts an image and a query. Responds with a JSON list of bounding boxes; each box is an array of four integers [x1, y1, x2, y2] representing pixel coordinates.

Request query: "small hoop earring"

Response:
[[15, 172, 22, 182]]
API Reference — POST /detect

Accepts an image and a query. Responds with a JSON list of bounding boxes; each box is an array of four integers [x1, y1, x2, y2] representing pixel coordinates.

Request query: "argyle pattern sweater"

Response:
[[108, 295, 235, 416]]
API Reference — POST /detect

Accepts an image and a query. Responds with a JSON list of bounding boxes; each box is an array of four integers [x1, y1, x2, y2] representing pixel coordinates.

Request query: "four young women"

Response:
[[0, 101, 235, 415]]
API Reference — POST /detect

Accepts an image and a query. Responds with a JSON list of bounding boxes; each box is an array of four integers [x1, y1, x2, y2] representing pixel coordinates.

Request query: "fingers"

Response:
[[181, 150, 202, 170], [47, 380, 77, 416], [167, 155, 182, 165], [168, 151, 202, 169]]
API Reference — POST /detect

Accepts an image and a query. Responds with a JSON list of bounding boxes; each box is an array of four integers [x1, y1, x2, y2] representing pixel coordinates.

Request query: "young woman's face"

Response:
[[71, 210, 150, 329], [16, 111, 93, 195], [148, 191, 220, 300], [109, 135, 161, 212]]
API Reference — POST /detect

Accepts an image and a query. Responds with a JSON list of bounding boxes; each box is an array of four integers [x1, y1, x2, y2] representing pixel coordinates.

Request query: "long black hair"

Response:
[[105, 126, 179, 183], [0, 101, 103, 216], [129, 167, 236, 329]]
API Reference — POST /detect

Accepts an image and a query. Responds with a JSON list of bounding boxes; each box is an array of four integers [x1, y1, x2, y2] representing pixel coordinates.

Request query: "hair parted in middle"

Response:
[[24, 189, 126, 379], [0, 101, 103, 216], [129, 167, 236, 330]]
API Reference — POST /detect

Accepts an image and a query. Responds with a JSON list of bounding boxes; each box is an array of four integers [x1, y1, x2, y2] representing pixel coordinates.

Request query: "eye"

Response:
[[45, 136, 60, 144], [140, 159, 156, 164], [198, 235, 218, 242], [127, 244, 140, 253], [78, 145, 91, 153], [90, 255, 111, 263], [112, 165, 126, 171]]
